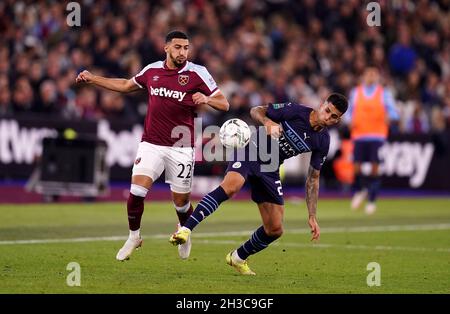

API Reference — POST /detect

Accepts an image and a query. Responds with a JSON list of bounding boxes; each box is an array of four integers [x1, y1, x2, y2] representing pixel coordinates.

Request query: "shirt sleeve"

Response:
[[195, 66, 219, 96], [133, 68, 148, 89], [383, 89, 400, 121], [309, 133, 330, 170], [266, 102, 298, 123]]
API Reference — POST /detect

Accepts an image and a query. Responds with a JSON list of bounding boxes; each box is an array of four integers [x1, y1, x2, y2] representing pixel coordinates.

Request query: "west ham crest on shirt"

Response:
[[178, 74, 189, 86]]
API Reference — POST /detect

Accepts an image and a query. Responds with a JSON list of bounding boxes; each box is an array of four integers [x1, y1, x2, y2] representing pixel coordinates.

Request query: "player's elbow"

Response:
[[210, 94, 229, 111], [218, 99, 230, 111], [250, 106, 260, 120], [123, 79, 139, 93], [222, 102, 230, 112]]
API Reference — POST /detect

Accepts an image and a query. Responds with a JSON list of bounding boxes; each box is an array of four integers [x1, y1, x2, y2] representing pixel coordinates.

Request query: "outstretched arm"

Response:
[[250, 105, 282, 138], [75, 70, 140, 93], [305, 165, 321, 241], [192, 90, 230, 111]]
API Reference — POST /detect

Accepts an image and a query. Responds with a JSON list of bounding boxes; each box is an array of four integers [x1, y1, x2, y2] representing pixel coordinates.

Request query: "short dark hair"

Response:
[[327, 93, 348, 114], [165, 30, 189, 43]]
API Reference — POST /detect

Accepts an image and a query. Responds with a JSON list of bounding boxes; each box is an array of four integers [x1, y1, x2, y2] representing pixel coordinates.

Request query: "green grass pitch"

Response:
[[0, 198, 449, 293]]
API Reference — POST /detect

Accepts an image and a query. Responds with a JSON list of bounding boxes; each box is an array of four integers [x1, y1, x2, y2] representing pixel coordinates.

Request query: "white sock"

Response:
[[129, 229, 140, 239], [232, 250, 245, 263], [130, 184, 148, 197]]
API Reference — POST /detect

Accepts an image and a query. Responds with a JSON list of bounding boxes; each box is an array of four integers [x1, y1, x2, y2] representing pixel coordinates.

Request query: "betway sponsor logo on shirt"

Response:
[[150, 86, 186, 102]]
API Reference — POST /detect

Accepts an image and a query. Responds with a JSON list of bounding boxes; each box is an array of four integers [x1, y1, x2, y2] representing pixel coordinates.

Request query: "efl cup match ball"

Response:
[[219, 118, 251, 148]]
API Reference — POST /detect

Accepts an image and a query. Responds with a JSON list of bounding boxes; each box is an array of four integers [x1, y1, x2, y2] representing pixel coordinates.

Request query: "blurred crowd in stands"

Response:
[[0, 0, 449, 134]]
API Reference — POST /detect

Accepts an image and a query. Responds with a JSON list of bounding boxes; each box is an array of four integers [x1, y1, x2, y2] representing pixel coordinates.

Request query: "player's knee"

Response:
[[266, 225, 283, 238], [130, 184, 148, 198], [221, 180, 243, 197], [222, 185, 240, 198], [221, 173, 244, 198]]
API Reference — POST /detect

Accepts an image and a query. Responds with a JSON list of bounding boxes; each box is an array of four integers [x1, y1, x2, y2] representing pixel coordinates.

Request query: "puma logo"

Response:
[[303, 132, 310, 140]]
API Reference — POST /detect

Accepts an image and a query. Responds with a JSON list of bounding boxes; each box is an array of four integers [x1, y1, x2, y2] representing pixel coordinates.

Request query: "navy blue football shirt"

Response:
[[264, 102, 330, 170]]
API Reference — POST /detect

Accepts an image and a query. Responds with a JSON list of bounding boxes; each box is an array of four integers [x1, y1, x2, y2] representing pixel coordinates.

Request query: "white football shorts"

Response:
[[132, 141, 195, 194]]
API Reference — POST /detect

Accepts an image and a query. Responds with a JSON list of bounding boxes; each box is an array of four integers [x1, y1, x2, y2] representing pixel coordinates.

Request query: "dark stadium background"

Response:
[[0, 0, 449, 201]]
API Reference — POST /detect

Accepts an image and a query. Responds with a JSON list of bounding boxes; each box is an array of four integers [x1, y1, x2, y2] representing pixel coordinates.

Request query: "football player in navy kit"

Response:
[[170, 93, 348, 275]]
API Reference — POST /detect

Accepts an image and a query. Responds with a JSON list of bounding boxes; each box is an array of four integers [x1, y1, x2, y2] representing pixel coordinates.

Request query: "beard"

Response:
[[171, 55, 186, 68]]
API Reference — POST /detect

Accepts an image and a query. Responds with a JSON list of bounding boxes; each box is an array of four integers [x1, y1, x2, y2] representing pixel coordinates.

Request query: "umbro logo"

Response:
[[153, 76, 159, 81]]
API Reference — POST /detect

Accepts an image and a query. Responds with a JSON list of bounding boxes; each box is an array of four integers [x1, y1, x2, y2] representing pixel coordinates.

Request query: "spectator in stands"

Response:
[[12, 77, 34, 113], [0, 0, 447, 134], [0, 89, 11, 116], [404, 101, 431, 134], [389, 24, 417, 77]]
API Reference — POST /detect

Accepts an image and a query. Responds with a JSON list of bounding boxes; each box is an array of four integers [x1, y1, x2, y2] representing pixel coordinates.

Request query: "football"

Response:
[[219, 118, 251, 148]]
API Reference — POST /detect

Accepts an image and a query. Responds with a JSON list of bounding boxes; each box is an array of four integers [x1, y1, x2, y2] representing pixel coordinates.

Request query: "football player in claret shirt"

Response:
[[170, 93, 348, 275], [76, 30, 229, 261]]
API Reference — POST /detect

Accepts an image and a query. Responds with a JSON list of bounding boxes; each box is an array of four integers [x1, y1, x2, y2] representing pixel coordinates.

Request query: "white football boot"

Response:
[[175, 224, 192, 259], [116, 236, 143, 261], [365, 202, 377, 215], [351, 189, 368, 211]]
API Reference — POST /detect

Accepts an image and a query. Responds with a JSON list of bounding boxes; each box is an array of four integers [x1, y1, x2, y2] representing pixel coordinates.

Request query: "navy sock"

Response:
[[184, 186, 229, 231], [368, 176, 381, 202], [353, 174, 363, 192], [236, 226, 280, 260]]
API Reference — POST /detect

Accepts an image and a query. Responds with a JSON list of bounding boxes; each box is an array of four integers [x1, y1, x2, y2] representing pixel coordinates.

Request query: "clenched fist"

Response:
[[264, 120, 282, 139], [75, 70, 94, 83], [192, 92, 209, 105]]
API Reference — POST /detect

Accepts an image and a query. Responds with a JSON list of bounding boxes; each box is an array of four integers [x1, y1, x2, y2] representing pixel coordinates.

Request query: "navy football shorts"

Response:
[[353, 140, 384, 163], [226, 160, 284, 205]]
